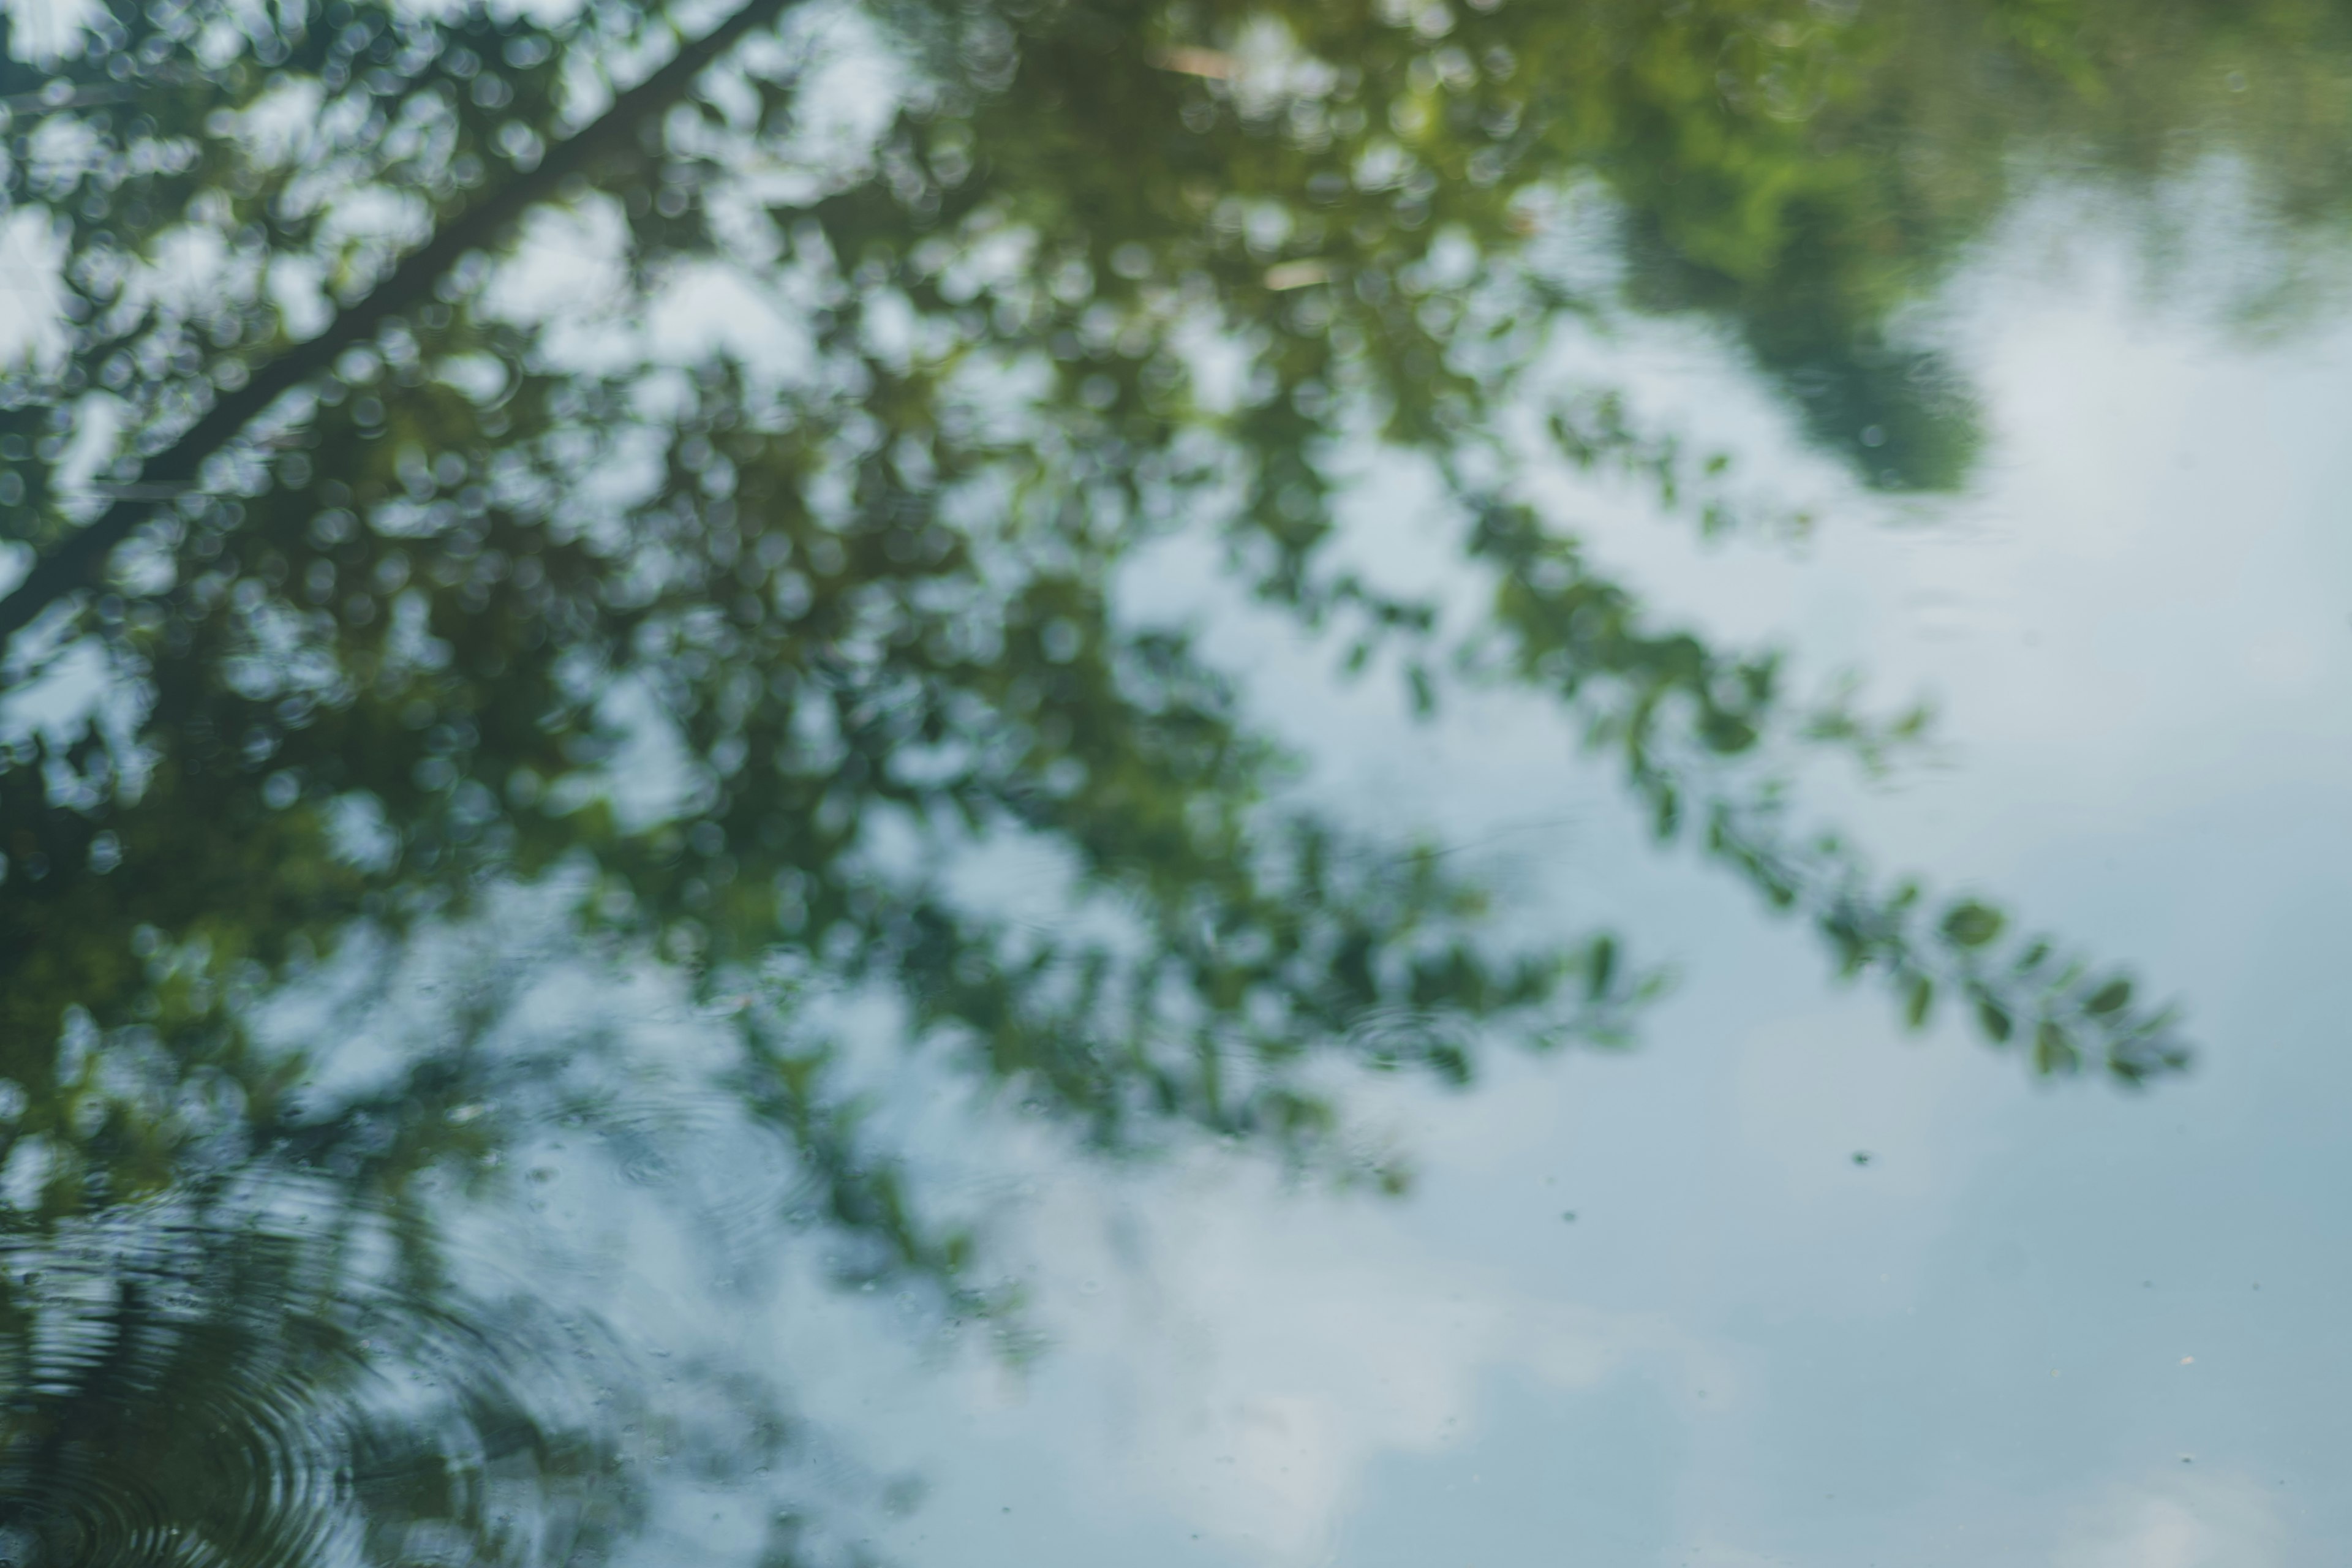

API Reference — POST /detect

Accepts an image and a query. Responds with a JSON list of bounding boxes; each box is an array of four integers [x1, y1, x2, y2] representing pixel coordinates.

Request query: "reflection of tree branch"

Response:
[[1447, 484, 2188, 1080], [0, 0, 797, 671], [0, 66, 205, 115], [1696, 793, 2190, 1082]]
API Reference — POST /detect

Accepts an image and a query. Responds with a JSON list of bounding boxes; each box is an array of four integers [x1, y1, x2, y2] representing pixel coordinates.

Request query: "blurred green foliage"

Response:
[[2, 0, 2329, 1554]]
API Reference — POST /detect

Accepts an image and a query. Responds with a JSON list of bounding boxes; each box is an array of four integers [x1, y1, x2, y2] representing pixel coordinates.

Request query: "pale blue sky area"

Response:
[[730, 187, 2352, 1568]]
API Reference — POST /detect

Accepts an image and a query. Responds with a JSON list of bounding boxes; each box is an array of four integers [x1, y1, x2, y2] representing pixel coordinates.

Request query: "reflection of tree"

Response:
[[0, 929, 922, 1564], [0, 0, 2304, 1553], [0, 1207, 649, 1565], [0, 935, 644, 1562]]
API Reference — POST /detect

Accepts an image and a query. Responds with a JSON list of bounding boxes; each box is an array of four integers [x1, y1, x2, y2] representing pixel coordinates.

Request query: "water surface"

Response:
[[1, 1, 2348, 1563]]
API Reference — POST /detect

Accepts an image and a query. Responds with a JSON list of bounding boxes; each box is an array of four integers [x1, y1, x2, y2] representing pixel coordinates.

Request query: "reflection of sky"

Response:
[[3, 20, 2339, 1568], [702, 193, 2352, 1568], [17, 54, 2342, 1548]]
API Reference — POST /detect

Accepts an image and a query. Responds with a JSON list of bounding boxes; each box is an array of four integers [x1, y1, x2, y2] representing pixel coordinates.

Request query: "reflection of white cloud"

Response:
[[0, 211, 70, 372], [2053, 1473, 2287, 1568], [1016, 1160, 1719, 1566], [0, 0, 96, 61], [1673, 1547, 1792, 1568]]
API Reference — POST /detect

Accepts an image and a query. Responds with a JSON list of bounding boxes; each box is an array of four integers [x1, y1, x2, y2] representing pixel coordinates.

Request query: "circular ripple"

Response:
[[0, 1196, 640, 1567]]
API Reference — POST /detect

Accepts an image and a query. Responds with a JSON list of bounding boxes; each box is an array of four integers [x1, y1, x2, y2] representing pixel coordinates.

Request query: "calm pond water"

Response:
[[2, 0, 2348, 1562]]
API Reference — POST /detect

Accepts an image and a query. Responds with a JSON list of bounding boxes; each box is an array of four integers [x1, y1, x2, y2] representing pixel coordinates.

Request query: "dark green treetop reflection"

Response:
[[1, 0, 2327, 1556]]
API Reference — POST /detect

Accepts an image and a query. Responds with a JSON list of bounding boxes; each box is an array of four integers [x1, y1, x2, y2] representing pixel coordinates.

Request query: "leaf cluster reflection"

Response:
[[2, 0, 2327, 1555]]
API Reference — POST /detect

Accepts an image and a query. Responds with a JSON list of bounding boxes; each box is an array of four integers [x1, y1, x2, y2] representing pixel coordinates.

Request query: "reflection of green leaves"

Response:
[[2, 0, 2305, 1547], [2035, 1019, 2078, 1077], [2086, 978, 2135, 1016], [1906, 973, 1936, 1030], [1943, 901, 2007, 949], [1700, 805, 2187, 1083], [0, 0, 2218, 1280]]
